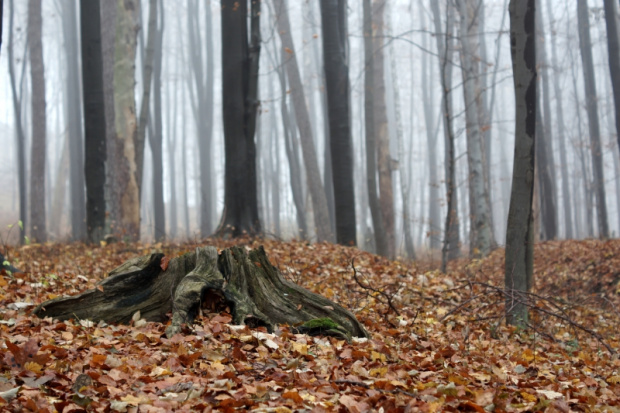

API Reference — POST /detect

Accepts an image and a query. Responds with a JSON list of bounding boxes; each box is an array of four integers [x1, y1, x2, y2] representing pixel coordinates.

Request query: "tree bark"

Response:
[[219, 0, 261, 237], [371, 0, 395, 258], [363, 0, 387, 256], [505, 0, 536, 327], [578, 0, 609, 238], [62, 1, 87, 241], [33, 246, 368, 341], [150, 0, 165, 242], [320, 0, 357, 246], [273, 0, 333, 243], [430, 0, 461, 270], [28, 0, 47, 243], [457, 0, 495, 258], [604, 0, 620, 154], [113, 0, 140, 241], [81, 0, 108, 244], [7, 0, 27, 245]]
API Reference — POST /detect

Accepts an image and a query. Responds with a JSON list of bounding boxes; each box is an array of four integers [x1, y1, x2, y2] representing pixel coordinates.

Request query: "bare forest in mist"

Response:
[[1, 0, 620, 264]]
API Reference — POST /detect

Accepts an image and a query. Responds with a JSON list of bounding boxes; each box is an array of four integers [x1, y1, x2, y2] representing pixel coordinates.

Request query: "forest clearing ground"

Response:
[[0, 238, 618, 411]]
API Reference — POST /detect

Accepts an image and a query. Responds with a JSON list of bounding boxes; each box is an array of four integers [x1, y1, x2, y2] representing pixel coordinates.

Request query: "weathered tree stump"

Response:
[[33, 246, 368, 340]]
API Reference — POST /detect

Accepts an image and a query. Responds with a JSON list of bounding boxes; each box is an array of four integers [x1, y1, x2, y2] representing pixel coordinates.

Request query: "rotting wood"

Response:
[[33, 246, 369, 340]]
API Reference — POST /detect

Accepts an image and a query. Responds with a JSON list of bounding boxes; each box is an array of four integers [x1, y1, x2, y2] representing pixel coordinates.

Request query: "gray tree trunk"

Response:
[[7, 0, 27, 244], [545, 0, 573, 238], [150, 0, 165, 241], [457, 0, 495, 257], [431, 0, 461, 270], [505, 0, 536, 327], [535, 0, 557, 240], [577, 0, 609, 238], [62, 1, 87, 241], [273, 0, 333, 243], [604, 0, 620, 154], [28, 0, 47, 243], [363, 0, 387, 256]]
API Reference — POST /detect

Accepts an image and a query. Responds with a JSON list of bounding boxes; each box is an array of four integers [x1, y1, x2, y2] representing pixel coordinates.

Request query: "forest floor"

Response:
[[0, 237, 618, 412]]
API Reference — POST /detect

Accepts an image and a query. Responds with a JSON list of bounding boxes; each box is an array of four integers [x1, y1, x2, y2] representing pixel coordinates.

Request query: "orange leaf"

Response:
[[282, 391, 303, 403], [160, 256, 170, 271]]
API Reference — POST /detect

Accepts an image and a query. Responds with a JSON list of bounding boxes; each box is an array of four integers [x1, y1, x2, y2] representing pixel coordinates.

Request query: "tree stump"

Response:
[[33, 246, 369, 340]]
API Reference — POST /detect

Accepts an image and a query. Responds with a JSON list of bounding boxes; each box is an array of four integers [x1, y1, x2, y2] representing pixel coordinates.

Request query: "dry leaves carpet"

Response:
[[0, 238, 618, 412]]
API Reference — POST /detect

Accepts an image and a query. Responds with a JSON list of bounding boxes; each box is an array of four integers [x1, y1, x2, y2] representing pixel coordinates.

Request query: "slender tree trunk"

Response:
[[166, 15, 178, 240], [113, 0, 140, 240], [62, 1, 87, 241], [577, 0, 609, 238], [604, 0, 620, 153], [505, 0, 536, 327], [150, 0, 165, 241], [273, 0, 333, 242], [457, 0, 495, 257], [534, 0, 557, 240], [370, 0, 395, 257], [81, 0, 108, 243], [135, 0, 157, 200], [363, 0, 387, 255], [101, 0, 118, 236], [219, 0, 261, 236], [28, 0, 47, 243], [431, 1, 460, 270], [7, 0, 27, 244], [320, 0, 357, 246], [545, 0, 572, 238], [420, 6, 441, 251]]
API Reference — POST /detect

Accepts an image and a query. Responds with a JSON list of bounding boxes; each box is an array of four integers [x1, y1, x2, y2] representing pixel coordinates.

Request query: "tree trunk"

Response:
[[420, 6, 441, 251], [431, 0, 461, 270], [604, 0, 620, 154], [363, 0, 387, 256], [320, 0, 357, 246], [135, 0, 157, 201], [273, 0, 333, 243], [219, 0, 261, 237], [81, 0, 108, 244], [534, 0, 557, 240], [28, 0, 47, 243], [505, 0, 536, 327], [7, 0, 27, 245], [150, 0, 165, 242], [62, 1, 87, 241], [578, 0, 609, 238], [113, 0, 140, 241], [457, 0, 495, 258], [370, 0, 395, 258], [33, 245, 368, 341], [546, 0, 573, 238]]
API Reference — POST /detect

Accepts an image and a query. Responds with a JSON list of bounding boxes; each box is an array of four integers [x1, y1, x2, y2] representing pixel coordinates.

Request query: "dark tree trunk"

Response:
[[363, 0, 387, 256], [28, 0, 47, 243], [218, 0, 261, 237], [505, 0, 536, 327], [578, 0, 609, 238], [150, 0, 165, 242], [33, 246, 368, 341], [0, 0, 3, 57], [63, 1, 87, 241], [81, 0, 108, 243], [320, 0, 357, 246], [7, 0, 27, 245], [604, 0, 620, 154]]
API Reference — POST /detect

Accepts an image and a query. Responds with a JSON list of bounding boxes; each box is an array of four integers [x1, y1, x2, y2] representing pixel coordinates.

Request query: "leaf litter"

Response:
[[0, 238, 618, 411]]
